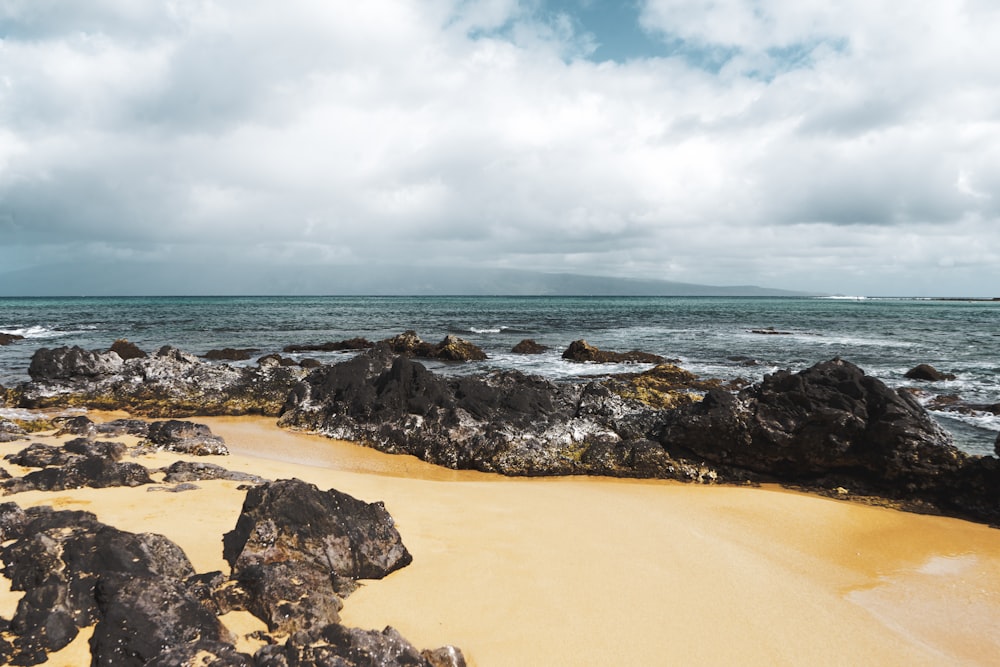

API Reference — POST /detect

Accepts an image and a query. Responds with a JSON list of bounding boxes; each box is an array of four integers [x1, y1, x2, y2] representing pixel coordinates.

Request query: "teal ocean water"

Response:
[[1, 296, 997, 455]]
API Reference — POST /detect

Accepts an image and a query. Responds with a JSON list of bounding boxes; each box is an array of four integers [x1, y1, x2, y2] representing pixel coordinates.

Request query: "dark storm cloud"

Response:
[[1, 0, 998, 296]]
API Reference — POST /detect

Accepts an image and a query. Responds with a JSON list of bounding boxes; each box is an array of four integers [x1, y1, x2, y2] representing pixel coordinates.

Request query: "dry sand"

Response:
[[3, 414, 1000, 666]]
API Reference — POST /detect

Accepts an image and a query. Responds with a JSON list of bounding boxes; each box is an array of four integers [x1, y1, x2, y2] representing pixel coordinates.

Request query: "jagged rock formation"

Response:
[[280, 350, 999, 524], [0, 479, 464, 666], [12, 344, 308, 416]]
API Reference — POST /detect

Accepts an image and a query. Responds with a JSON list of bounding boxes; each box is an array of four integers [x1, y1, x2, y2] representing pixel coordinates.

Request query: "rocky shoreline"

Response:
[[2, 333, 1000, 663], [2, 334, 998, 523], [0, 416, 466, 666]]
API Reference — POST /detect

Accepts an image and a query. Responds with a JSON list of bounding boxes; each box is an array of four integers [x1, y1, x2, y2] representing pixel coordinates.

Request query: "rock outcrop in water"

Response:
[[561, 339, 665, 364], [12, 344, 308, 416]]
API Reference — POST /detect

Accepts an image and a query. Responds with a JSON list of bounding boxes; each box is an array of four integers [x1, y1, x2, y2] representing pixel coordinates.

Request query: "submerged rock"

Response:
[[511, 339, 549, 354], [904, 364, 957, 382], [561, 339, 665, 364], [283, 337, 376, 353], [0, 332, 26, 345], [203, 348, 260, 361]]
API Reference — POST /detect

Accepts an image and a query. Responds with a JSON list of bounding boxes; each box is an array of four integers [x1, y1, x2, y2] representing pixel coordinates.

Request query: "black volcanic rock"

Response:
[[0, 332, 25, 345], [29, 345, 125, 380], [203, 347, 259, 361], [223, 479, 412, 634], [63, 437, 128, 461], [257, 624, 467, 667], [284, 337, 376, 353], [53, 415, 98, 436], [223, 479, 412, 587], [17, 344, 308, 417], [160, 460, 265, 484], [110, 338, 147, 360], [5, 456, 152, 493], [279, 350, 1000, 523], [91, 574, 238, 667], [511, 339, 549, 354], [145, 420, 228, 455], [5, 442, 79, 468], [562, 339, 665, 364], [0, 420, 28, 443], [659, 358, 962, 490], [0, 506, 195, 663], [904, 364, 957, 381], [279, 350, 695, 478], [382, 331, 487, 361]]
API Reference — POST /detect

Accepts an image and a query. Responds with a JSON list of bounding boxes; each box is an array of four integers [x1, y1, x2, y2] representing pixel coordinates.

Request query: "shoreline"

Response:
[[4, 414, 1000, 664]]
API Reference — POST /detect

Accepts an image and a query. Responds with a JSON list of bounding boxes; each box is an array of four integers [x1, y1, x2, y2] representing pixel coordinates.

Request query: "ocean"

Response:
[[1, 295, 997, 455]]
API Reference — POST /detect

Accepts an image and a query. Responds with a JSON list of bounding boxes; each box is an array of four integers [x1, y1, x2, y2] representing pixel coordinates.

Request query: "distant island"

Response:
[[0, 261, 813, 297]]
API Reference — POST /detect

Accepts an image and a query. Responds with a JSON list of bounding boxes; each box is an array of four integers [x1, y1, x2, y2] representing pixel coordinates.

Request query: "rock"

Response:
[[232, 561, 345, 634], [0, 506, 195, 662], [256, 624, 466, 667], [257, 353, 300, 367], [283, 337, 376, 353], [300, 357, 322, 369], [16, 344, 308, 417], [110, 338, 147, 360], [0, 420, 29, 443], [423, 645, 469, 667], [659, 358, 962, 490], [28, 345, 124, 380], [604, 363, 725, 410], [434, 335, 488, 361], [279, 351, 673, 478], [160, 460, 265, 484], [63, 437, 128, 461], [96, 418, 151, 437], [561, 339, 665, 364], [4, 442, 79, 468], [0, 502, 28, 541], [382, 331, 487, 361], [223, 479, 412, 593], [53, 415, 98, 436], [203, 348, 260, 361], [145, 420, 229, 455], [749, 327, 793, 335], [144, 640, 254, 667], [0, 332, 26, 345], [904, 364, 957, 381], [4, 456, 152, 493], [90, 574, 237, 667], [511, 339, 549, 354]]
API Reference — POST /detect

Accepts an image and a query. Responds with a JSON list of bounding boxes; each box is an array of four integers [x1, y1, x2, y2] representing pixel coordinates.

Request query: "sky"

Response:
[[1, 0, 999, 297]]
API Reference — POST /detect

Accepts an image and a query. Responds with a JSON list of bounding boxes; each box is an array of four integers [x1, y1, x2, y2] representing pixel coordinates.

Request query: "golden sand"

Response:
[[3, 415, 1000, 665]]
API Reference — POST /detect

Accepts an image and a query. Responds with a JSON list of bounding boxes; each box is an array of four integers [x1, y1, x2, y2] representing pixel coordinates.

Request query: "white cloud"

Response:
[[0, 0, 998, 295]]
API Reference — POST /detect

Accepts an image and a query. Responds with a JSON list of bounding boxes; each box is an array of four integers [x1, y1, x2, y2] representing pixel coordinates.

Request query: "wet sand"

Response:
[[3, 414, 1000, 665]]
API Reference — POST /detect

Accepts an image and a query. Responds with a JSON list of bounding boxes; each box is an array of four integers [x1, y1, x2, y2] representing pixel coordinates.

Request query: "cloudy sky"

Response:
[[1, 0, 998, 296]]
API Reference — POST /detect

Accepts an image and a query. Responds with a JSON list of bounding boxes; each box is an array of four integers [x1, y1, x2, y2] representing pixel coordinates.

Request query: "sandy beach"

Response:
[[3, 414, 1000, 666]]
